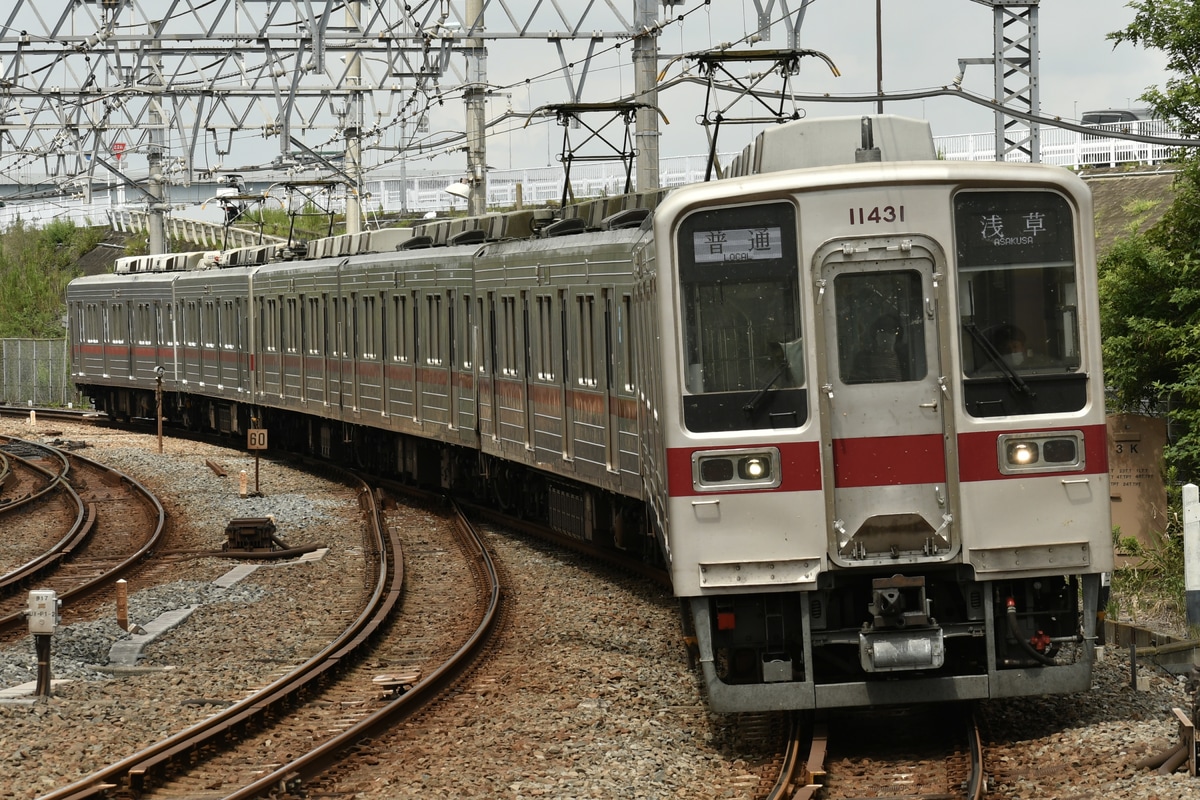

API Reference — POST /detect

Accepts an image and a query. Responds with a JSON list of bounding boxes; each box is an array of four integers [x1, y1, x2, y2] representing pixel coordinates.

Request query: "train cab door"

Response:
[[813, 236, 960, 567]]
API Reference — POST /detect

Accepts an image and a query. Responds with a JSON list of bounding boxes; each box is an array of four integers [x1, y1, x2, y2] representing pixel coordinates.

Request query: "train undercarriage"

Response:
[[690, 568, 1103, 711]]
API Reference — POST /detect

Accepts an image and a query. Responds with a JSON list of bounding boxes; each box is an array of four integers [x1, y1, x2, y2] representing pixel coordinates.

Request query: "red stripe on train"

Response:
[[832, 433, 946, 488], [666, 441, 822, 497], [665, 424, 1108, 497], [956, 424, 1108, 482]]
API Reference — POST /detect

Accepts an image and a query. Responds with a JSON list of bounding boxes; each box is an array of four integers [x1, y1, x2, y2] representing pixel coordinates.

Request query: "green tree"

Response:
[[0, 218, 105, 338], [1104, 3, 1200, 481], [1108, 0, 1200, 137]]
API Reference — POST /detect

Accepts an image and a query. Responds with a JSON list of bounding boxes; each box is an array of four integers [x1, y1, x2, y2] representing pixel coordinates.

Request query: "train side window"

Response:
[[576, 293, 597, 388], [379, 293, 387, 363], [307, 297, 320, 356], [215, 301, 224, 352], [136, 303, 152, 346], [185, 301, 198, 347], [448, 291, 456, 370], [286, 298, 299, 355], [535, 294, 554, 380], [425, 293, 443, 366], [500, 295, 519, 377], [225, 299, 239, 351], [361, 294, 376, 360], [477, 295, 489, 374], [460, 293, 473, 371], [396, 296, 415, 364], [617, 293, 634, 394], [263, 299, 276, 353], [204, 300, 216, 349], [109, 302, 125, 344]]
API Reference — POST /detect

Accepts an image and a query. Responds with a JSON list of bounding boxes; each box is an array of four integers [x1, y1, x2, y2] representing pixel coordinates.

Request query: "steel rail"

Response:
[[0, 438, 86, 596], [36, 468, 393, 800], [216, 500, 501, 800], [763, 712, 827, 800], [0, 436, 71, 513], [965, 709, 986, 800], [0, 446, 165, 636]]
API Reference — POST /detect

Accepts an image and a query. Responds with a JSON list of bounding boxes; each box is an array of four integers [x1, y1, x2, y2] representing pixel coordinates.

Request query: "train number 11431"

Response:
[[849, 205, 905, 225]]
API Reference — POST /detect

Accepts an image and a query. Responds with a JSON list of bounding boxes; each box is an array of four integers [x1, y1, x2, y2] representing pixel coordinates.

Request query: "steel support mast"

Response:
[[970, 0, 1041, 162]]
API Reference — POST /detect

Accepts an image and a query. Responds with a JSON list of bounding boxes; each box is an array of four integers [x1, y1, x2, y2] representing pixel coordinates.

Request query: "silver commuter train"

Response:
[[68, 114, 1113, 712]]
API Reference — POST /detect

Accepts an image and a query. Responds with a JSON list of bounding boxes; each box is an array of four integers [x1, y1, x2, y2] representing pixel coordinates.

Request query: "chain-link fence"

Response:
[[0, 339, 89, 409]]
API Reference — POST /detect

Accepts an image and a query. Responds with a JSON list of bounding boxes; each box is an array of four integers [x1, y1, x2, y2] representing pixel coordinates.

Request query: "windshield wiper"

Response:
[[743, 362, 790, 418], [964, 324, 1036, 398]]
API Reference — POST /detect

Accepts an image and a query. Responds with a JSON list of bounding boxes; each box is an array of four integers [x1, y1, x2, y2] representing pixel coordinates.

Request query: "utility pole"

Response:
[[633, 0, 662, 192], [464, 0, 488, 217], [147, 30, 166, 255], [345, 1, 363, 234], [875, 0, 884, 114]]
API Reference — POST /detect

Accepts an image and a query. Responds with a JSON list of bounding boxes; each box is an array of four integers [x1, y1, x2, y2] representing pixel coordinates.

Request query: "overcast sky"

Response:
[[441, 0, 1171, 173]]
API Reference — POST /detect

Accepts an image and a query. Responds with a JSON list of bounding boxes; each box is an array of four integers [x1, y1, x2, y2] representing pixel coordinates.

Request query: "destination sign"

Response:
[[954, 191, 1073, 268], [692, 227, 784, 264]]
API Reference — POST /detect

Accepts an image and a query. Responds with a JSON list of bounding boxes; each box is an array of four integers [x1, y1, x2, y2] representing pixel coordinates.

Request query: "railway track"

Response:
[[0, 437, 76, 578], [0, 436, 66, 514], [796, 702, 986, 800], [35, 480, 500, 800], [0, 436, 165, 639]]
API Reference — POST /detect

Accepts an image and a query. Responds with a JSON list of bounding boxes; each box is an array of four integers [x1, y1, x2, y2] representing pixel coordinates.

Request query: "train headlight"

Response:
[[694, 448, 782, 491], [740, 456, 770, 481], [1006, 442, 1038, 466], [997, 431, 1084, 474]]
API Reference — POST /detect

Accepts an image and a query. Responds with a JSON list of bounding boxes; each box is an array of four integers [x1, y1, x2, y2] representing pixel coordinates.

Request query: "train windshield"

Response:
[[676, 202, 805, 432], [954, 190, 1085, 415]]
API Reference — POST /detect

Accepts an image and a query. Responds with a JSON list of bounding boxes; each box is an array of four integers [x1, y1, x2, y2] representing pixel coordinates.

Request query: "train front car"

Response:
[[642, 115, 1113, 712]]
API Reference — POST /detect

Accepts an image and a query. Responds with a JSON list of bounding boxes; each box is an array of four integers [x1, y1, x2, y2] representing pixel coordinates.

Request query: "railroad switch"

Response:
[[223, 516, 288, 552]]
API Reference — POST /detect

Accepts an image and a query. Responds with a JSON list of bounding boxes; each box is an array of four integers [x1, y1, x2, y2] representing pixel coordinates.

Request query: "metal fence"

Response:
[[935, 120, 1179, 167], [0, 339, 88, 409]]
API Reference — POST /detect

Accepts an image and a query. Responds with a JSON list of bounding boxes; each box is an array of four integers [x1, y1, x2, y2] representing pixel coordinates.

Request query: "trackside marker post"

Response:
[[116, 579, 129, 631], [26, 590, 60, 698], [247, 428, 267, 496], [1185, 483, 1200, 629]]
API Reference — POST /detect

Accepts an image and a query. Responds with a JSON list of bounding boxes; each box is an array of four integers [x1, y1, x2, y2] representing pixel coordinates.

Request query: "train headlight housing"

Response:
[[694, 448, 782, 491], [997, 431, 1084, 474]]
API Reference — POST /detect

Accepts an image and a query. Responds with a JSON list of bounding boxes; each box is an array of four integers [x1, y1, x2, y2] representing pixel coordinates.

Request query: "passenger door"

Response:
[[814, 236, 959, 567]]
